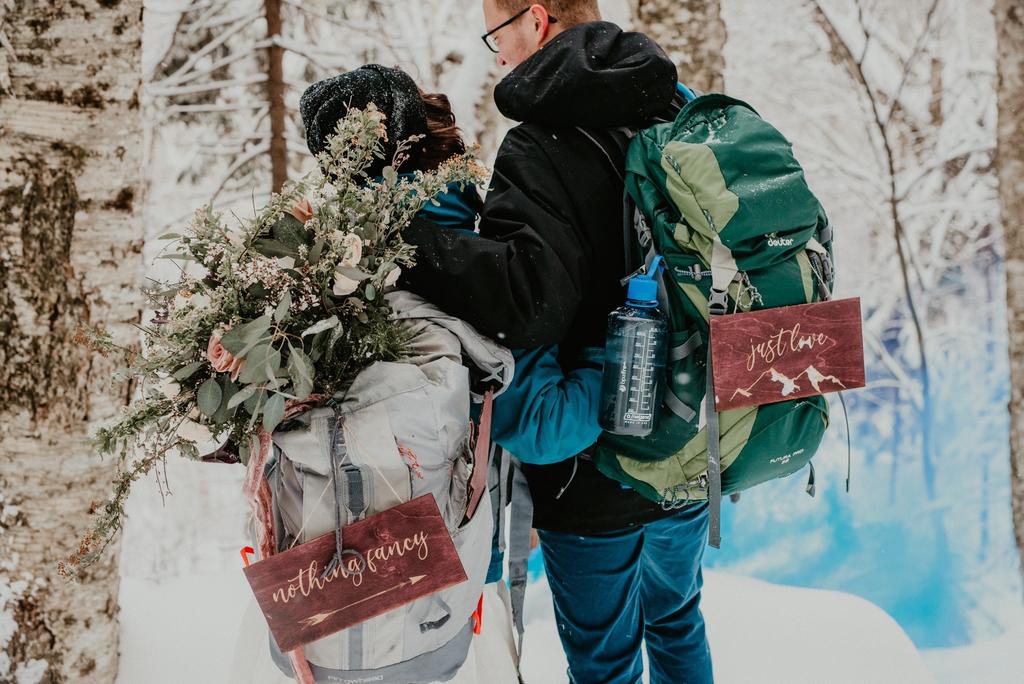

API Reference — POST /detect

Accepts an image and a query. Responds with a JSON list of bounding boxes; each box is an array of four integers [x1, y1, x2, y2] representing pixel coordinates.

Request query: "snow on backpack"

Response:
[[582, 85, 840, 547], [262, 290, 513, 683]]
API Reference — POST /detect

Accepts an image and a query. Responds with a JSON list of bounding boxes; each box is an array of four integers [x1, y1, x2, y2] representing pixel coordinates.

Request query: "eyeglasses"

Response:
[[481, 6, 558, 54]]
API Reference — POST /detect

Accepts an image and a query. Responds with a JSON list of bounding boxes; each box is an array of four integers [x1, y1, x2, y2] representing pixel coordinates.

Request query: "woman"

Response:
[[298, 65, 606, 682], [300, 64, 604, 465]]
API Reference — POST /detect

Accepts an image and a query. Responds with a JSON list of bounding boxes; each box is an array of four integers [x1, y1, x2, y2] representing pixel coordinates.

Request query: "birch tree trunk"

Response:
[[633, 0, 727, 92], [996, 0, 1024, 582], [0, 1, 143, 681]]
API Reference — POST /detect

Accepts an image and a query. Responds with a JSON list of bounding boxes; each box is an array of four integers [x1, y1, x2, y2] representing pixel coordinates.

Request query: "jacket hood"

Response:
[[494, 22, 678, 128]]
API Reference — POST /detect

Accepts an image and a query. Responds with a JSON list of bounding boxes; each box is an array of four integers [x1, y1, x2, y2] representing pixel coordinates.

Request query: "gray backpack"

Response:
[[264, 291, 513, 683]]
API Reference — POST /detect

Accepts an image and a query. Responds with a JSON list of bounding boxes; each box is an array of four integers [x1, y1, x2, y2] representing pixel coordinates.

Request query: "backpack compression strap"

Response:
[[464, 390, 494, 523]]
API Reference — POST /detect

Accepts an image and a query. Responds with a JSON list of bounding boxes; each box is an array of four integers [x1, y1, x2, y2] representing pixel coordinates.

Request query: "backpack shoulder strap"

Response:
[[506, 455, 533, 667], [572, 126, 653, 279]]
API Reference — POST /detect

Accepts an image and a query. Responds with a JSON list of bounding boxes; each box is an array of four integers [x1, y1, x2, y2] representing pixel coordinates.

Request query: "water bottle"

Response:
[[599, 257, 668, 437]]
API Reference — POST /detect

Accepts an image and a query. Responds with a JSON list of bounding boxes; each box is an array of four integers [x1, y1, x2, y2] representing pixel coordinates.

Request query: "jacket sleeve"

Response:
[[491, 346, 604, 464], [400, 128, 587, 348]]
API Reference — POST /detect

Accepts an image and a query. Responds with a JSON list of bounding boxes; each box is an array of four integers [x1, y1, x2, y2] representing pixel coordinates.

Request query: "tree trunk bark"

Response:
[[996, 0, 1024, 584], [0, 1, 143, 681], [265, 0, 288, 192], [633, 0, 727, 93]]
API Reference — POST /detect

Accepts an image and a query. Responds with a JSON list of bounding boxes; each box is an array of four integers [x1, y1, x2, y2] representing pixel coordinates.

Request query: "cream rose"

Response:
[[338, 233, 362, 268], [332, 272, 360, 296]]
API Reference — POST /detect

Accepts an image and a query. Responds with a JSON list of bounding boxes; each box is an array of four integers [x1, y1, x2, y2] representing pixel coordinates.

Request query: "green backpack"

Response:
[[584, 90, 837, 547]]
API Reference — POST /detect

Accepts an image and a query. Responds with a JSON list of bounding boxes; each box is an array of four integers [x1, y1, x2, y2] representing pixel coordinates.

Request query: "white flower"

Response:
[[338, 233, 362, 267], [384, 266, 401, 288], [332, 272, 360, 296]]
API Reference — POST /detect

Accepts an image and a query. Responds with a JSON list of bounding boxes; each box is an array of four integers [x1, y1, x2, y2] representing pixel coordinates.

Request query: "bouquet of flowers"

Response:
[[61, 106, 486, 578]]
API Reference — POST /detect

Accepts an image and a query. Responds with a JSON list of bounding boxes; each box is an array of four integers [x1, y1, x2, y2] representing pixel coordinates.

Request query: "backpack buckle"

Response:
[[660, 486, 692, 510], [708, 289, 729, 316]]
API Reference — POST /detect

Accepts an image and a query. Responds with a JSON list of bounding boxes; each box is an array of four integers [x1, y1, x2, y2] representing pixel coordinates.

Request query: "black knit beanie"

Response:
[[299, 64, 428, 177]]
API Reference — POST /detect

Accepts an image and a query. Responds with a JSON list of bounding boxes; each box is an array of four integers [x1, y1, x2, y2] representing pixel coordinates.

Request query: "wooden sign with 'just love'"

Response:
[[243, 494, 467, 653], [709, 297, 866, 412]]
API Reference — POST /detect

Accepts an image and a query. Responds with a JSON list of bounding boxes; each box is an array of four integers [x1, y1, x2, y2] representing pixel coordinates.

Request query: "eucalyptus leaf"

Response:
[[247, 283, 270, 299], [263, 393, 286, 433], [265, 347, 283, 383], [157, 253, 196, 261], [309, 329, 329, 361], [213, 378, 238, 423], [274, 291, 292, 322], [301, 315, 339, 337], [328, 321, 345, 348], [334, 266, 372, 281], [307, 237, 325, 265], [157, 232, 182, 240], [252, 238, 296, 259], [365, 283, 377, 300], [243, 387, 263, 416], [238, 342, 272, 383], [172, 361, 204, 381], [236, 333, 272, 359], [220, 315, 272, 355], [288, 348, 314, 400], [228, 384, 258, 409], [246, 390, 266, 428], [197, 378, 222, 417]]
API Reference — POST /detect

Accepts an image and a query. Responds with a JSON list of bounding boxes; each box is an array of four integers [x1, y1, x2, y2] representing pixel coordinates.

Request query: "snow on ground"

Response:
[[118, 564, 936, 684], [921, 620, 1024, 684], [117, 461, 941, 684]]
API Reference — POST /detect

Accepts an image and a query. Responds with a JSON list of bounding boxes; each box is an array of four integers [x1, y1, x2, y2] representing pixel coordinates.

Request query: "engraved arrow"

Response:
[[299, 575, 428, 629]]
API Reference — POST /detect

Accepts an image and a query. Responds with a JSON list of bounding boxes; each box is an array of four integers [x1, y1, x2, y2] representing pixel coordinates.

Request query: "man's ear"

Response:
[[529, 3, 556, 45]]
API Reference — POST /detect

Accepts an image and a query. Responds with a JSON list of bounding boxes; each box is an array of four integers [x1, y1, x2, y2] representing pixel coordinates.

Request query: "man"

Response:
[[401, 3, 714, 682]]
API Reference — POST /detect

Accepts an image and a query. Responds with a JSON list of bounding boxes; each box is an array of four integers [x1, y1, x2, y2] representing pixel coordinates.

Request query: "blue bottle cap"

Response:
[[626, 256, 663, 305], [627, 276, 658, 304]]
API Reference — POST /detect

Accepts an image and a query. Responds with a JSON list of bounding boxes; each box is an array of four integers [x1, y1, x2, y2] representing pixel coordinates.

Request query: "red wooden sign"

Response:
[[243, 494, 467, 653], [709, 297, 866, 412]]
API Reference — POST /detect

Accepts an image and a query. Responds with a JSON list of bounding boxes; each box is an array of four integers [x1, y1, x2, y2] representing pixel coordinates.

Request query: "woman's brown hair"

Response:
[[406, 91, 467, 173]]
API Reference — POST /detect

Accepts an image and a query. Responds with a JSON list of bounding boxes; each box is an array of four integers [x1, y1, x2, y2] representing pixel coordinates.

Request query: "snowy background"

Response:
[[118, 0, 1024, 682]]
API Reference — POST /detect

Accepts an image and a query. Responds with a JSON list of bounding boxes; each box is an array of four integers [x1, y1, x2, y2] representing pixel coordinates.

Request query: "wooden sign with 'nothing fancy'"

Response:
[[709, 297, 866, 412], [243, 495, 467, 653]]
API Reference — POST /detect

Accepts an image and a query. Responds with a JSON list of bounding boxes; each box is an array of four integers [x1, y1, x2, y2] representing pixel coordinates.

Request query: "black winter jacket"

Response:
[[401, 22, 681, 534]]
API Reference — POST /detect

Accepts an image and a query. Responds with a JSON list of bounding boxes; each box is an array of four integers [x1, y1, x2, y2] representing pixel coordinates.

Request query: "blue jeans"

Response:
[[537, 503, 712, 684]]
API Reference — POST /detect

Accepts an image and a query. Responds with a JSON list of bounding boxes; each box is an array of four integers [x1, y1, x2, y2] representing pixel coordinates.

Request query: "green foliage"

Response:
[[65, 106, 487, 579]]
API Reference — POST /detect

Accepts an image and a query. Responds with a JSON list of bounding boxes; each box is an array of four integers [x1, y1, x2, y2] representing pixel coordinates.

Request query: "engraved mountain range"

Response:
[[730, 364, 847, 401]]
